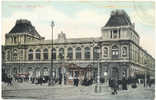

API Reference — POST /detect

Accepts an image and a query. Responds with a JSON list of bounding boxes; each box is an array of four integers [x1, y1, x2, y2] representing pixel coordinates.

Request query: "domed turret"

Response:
[[9, 19, 41, 38], [5, 19, 44, 45], [101, 9, 140, 45], [105, 9, 132, 27]]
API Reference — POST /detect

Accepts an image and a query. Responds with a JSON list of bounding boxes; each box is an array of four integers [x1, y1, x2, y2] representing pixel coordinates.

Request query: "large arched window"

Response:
[[112, 45, 119, 58], [36, 49, 41, 60], [59, 48, 64, 60], [93, 47, 100, 59], [13, 49, 18, 60], [76, 47, 81, 59], [104, 47, 108, 57], [85, 47, 90, 59], [43, 48, 48, 60], [51, 48, 56, 60], [122, 47, 127, 56], [28, 49, 33, 60], [67, 47, 73, 60]]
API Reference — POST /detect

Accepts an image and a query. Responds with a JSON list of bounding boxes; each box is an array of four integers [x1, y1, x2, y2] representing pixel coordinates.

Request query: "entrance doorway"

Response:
[[65, 63, 91, 85], [111, 67, 119, 80]]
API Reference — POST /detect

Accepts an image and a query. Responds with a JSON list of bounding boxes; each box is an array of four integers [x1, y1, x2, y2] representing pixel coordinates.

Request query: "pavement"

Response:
[[2, 82, 155, 100]]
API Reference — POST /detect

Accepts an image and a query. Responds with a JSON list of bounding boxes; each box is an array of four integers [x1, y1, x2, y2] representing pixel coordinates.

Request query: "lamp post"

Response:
[[49, 21, 55, 86], [91, 40, 95, 82], [97, 42, 102, 84], [94, 41, 102, 93]]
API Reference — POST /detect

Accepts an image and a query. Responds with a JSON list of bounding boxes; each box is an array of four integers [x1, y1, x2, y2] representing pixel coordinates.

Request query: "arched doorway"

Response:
[[12, 67, 17, 74], [43, 67, 49, 76], [34, 67, 40, 78], [27, 67, 33, 79], [111, 67, 119, 80]]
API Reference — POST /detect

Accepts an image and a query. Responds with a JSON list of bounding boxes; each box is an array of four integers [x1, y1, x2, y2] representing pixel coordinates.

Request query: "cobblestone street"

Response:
[[2, 82, 155, 100]]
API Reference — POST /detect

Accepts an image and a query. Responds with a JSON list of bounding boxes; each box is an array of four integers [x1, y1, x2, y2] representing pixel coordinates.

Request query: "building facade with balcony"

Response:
[[2, 10, 155, 83]]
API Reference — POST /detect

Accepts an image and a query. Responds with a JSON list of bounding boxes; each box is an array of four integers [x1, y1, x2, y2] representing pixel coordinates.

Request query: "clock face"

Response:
[[132, 1, 154, 26]]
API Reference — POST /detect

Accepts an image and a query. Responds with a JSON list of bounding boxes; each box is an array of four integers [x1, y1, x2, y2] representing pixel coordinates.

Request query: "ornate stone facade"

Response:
[[2, 10, 155, 83]]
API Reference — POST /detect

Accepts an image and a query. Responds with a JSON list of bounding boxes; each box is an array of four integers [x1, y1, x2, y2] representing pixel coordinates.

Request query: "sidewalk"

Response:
[[2, 82, 155, 100], [2, 82, 154, 95]]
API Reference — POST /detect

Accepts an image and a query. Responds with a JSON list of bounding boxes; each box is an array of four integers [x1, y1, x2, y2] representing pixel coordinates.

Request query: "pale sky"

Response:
[[1, 1, 155, 58]]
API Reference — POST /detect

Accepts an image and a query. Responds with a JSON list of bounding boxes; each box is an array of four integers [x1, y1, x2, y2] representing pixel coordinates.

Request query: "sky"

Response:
[[1, 1, 155, 57]]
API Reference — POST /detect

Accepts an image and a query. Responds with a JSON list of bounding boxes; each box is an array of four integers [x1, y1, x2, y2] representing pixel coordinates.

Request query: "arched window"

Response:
[[35, 67, 40, 77], [43, 48, 48, 60], [28, 49, 33, 60], [122, 47, 127, 56], [2, 51, 5, 61], [76, 47, 81, 59], [36, 49, 41, 60], [112, 45, 119, 58], [85, 47, 90, 59], [51, 48, 56, 60], [104, 47, 108, 57], [67, 47, 73, 60], [13, 49, 18, 60], [7, 50, 11, 61], [59, 48, 64, 60], [93, 47, 100, 59], [14, 36, 17, 43]]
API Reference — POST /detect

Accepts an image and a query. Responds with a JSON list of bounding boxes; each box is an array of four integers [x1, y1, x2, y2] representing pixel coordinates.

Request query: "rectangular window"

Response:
[[113, 30, 117, 39]]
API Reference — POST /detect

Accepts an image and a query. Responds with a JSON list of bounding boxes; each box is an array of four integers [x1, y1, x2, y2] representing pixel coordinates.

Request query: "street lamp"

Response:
[[90, 40, 95, 82], [94, 41, 102, 93], [49, 21, 55, 86]]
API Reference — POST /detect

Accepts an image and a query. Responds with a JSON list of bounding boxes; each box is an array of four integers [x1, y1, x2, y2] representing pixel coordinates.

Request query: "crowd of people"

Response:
[[2, 72, 155, 95], [108, 77, 155, 95]]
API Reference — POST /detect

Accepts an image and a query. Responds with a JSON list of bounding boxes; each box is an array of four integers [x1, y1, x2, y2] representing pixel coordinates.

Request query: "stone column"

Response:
[[64, 47, 67, 60], [81, 47, 85, 60], [26, 49, 29, 61], [41, 49, 44, 60], [33, 49, 36, 61], [56, 48, 59, 60], [101, 46, 104, 59], [48, 48, 51, 61], [91, 47, 94, 60], [73, 47, 76, 60]]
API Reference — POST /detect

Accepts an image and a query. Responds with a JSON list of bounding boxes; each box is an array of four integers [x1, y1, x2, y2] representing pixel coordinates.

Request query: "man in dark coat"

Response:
[[112, 79, 118, 95], [76, 77, 79, 87], [122, 77, 128, 90]]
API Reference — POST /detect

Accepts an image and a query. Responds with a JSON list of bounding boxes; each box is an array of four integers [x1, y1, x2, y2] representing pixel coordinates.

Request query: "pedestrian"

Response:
[[112, 79, 118, 95], [122, 77, 128, 90], [149, 79, 152, 88], [76, 77, 79, 87]]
